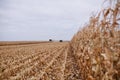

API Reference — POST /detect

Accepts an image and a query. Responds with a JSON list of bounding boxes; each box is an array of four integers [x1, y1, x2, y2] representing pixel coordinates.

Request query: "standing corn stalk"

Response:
[[69, 0, 120, 80]]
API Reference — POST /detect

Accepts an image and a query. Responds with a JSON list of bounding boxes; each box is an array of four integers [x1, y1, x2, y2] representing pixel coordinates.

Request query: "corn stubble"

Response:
[[0, 42, 71, 80], [70, 0, 120, 80]]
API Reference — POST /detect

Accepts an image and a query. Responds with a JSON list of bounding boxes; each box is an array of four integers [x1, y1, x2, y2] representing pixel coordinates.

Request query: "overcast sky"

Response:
[[0, 0, 104, 41]]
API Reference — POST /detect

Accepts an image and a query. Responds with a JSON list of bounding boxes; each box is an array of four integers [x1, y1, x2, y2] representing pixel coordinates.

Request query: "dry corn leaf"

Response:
[[101, 53, 108, 60]]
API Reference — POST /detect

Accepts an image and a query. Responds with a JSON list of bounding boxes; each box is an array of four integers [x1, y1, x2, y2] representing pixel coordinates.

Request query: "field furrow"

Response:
[[40, 48, 66, 80], [10, 47, 64, 80], [0, 45, 55, 68], [0, 47, 62, 80], [0, 42, 69, 80], [64, 51, 82, 80], [1, 47, 56, 71], [61, 47, 68, 80]]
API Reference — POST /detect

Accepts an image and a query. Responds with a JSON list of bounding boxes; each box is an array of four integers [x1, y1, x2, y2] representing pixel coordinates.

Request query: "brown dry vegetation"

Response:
[[69, 0, 120, 80], [0, 41, 83, 80], [0, 41, 49, 46], [0, 42, 74, 80], [0, 0, 120, 80]]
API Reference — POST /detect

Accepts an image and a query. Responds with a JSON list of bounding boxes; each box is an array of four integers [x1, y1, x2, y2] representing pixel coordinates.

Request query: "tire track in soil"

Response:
[[64, 49, 82, 80]]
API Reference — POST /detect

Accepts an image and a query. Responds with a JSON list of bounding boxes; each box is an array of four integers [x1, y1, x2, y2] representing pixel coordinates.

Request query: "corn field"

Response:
[[0, 0, 120, 80], [0, 42, 72, 80], [70, 0, 120, 80]]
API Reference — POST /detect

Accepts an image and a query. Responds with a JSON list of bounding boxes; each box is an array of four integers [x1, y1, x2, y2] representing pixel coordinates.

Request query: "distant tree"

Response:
[[59, 40, 63, 42], [49, 39, 52, 42]]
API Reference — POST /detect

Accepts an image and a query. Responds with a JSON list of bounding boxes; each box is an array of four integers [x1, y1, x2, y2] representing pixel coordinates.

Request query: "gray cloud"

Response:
[[0, 0, 104, 41]]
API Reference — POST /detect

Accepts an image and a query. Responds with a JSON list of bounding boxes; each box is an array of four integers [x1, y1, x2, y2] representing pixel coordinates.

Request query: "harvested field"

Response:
[[0, 41, 49, 46], [0, 42, 82, 80]]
